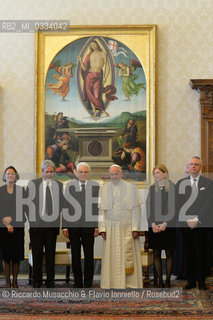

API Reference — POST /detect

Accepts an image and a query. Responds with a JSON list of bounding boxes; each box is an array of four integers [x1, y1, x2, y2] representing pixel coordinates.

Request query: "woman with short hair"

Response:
[[0, 166, 26, 288]]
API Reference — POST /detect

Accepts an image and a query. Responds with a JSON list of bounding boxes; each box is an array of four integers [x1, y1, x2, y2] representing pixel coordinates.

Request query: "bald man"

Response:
[[176, 156, 213, 290]]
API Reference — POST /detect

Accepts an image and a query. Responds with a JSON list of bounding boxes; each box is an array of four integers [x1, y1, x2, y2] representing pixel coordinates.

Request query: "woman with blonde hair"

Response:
[[146, 164, 176, 288]]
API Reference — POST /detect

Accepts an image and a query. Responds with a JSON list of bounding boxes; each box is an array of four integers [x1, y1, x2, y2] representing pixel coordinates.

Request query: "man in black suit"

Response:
[[176, 156, 213, 290], [27, 160, 64, 288], [63, 162, 99, 288]]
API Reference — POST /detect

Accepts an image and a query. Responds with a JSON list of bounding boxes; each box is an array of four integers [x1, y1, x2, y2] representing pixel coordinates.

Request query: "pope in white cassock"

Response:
[[98, 164, 143, 289]]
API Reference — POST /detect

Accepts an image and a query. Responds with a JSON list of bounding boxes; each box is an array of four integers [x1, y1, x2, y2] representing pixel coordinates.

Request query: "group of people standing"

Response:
[[0, 161, 142, 289], [0, 156, 212, 291], [147, 156, 213, 290]]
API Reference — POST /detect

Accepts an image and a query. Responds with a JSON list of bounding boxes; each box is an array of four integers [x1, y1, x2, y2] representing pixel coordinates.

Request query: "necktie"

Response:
[[81, 183, 85, 193], [45, 183, 53, 215], [192, 178, 197, 194], [80, 183, 86, 226]]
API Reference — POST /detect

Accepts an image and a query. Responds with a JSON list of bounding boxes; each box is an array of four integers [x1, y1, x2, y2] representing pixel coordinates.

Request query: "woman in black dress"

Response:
[[0, 166, 25, 288], [146, 164, 176, 288]]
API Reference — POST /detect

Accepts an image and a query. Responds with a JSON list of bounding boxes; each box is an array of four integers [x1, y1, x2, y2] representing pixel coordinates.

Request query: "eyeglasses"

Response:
[[79, 171, 89, 173]]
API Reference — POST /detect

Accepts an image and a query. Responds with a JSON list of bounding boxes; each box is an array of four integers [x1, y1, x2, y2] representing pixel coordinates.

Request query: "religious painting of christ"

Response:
[[76, 37, 117, 119], [36, 26, 156, 185]]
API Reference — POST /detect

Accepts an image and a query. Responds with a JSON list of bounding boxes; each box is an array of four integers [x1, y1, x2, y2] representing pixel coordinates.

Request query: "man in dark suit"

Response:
[[63, 162, 99, 288], [176, 156, 213, 290], [27, 160, 64, 288]]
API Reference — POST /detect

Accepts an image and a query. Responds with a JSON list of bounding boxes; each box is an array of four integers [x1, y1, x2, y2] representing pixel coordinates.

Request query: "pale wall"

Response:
[[0, 0, 213, 182]]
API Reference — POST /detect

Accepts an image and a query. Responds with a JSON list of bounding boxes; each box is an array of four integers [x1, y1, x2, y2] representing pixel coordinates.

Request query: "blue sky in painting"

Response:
[[45, 36, 146, 123]]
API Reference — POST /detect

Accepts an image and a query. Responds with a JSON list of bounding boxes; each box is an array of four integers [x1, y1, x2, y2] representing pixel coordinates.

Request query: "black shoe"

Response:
[[176, 275, 187, 280], [74, 283, 83, 288], [158, 280, 165, 288], [12, 281, 19, 288], [165, 281, 171, 288], [183, 283, 196, 290], [198, 282, 207, 290], [33, 282, 42, 288], [46, 281, 55, 288]]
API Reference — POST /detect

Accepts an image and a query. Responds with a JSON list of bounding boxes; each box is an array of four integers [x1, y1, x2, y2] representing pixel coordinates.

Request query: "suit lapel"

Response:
[[198, 176, 204, 189]]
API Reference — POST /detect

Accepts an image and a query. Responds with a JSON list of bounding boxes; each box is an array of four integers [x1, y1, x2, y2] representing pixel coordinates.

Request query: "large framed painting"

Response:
[[35, 25, 156, 187]]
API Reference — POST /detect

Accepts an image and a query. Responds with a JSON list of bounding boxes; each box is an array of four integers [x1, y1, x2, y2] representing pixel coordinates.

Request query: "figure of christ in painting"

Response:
[[78, 40, 110, 118]]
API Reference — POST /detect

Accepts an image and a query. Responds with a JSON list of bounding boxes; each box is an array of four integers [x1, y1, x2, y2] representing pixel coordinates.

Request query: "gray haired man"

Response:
[[27, 160, 64, 288]]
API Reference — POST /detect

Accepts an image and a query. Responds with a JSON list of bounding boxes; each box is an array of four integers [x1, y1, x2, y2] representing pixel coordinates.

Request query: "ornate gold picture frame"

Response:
[[35, 25, 156, 187]]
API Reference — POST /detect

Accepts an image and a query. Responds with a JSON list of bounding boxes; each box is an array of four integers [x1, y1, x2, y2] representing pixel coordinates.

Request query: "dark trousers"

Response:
[[173, 228, 186, 277], [30, 229, 57, 286], [69, 229, 94, 287], [182, 228, 208, 284]]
